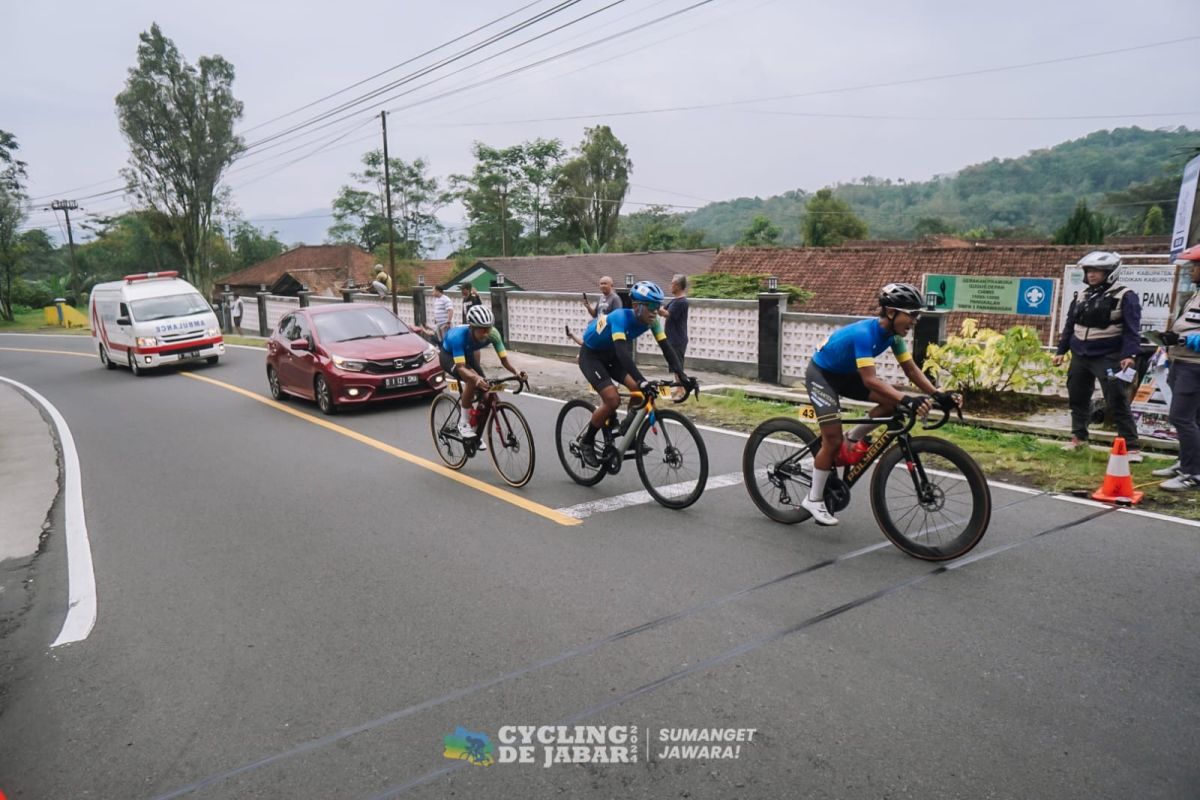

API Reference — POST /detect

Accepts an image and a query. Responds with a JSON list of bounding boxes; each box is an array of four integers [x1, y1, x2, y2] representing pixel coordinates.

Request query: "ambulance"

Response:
[[89, 271, 225, 375]]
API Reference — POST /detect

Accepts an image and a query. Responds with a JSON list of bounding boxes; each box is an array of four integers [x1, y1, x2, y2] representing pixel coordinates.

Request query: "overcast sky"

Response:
[[6, 0, 1199, 248]]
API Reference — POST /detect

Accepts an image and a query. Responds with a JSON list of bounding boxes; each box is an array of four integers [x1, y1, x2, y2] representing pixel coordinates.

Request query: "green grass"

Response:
[[690, 389, 1199, 522]]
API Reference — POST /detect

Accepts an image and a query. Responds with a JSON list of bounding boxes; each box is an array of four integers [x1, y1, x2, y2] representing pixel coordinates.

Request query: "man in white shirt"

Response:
[[230, 294, 244, 336], [432, 285, 454, 342]]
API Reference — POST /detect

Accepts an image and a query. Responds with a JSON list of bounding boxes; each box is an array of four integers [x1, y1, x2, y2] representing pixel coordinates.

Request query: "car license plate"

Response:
[[798, 404, 817, 421], [384, 375, 419, 389], [177, 349, 201, 360]]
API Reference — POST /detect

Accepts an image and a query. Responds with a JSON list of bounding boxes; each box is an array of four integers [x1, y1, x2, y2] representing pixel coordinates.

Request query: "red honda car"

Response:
[[266, 304, 445, 414]]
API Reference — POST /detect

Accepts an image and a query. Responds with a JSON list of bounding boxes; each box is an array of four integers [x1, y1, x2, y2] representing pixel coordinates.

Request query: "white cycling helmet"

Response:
[[466, 304, 494, 328], [1077, 251, 1121, 272]]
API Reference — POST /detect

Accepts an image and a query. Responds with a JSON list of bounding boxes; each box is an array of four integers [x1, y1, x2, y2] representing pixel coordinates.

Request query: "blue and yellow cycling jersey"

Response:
[[581, 308, 666, 350], [811, 318, 911, 374], [440, 324, 507, 364]]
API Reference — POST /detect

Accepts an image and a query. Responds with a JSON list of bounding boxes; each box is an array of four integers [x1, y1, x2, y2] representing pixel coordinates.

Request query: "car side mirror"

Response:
[[116, 317, 131, 326], [291, 338, 310, 351]]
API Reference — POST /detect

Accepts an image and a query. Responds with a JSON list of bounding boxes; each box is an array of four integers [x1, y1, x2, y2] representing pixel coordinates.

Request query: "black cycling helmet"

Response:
[[879, 282, 924, 312]]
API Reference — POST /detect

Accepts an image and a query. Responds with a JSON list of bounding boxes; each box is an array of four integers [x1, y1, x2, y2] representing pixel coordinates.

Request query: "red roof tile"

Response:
[[447, 250, 718, 292], [214, 245, 378, 295]]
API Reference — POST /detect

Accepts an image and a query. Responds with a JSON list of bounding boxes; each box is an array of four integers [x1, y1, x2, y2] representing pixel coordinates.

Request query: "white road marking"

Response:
[[557, 471, 744, 519], [0, 376, 97, 646]]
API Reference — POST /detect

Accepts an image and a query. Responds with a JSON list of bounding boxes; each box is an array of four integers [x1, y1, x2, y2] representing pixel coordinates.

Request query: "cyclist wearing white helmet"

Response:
[[576, 280, 694, 466], [1053, 250, 1143, 460], [802, 282, 960, 526], [439, 303, 526, 442]]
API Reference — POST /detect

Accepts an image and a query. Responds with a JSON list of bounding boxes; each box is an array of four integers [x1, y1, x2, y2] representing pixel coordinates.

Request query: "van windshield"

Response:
[[314, 307, 410, 342], [130, 293, 212, 321]]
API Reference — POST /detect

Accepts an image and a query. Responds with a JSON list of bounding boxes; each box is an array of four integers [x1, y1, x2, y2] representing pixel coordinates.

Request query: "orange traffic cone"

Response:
[[1092, 437, 1144, 504]]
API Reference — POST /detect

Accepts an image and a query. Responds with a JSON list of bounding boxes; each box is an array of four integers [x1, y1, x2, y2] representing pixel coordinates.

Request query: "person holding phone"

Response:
[[582, 276, 622, 318]]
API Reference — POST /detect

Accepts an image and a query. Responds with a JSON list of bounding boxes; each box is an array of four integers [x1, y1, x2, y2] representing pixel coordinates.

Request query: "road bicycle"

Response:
[[429, 374, 535, 488], [742, 401, 990, 561], [555, 379, 708, 509]]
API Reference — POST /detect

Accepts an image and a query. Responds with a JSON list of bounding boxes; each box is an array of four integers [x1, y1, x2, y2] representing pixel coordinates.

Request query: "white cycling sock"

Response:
[[847, 423, 877, 442], [809, 468, 832, 502]]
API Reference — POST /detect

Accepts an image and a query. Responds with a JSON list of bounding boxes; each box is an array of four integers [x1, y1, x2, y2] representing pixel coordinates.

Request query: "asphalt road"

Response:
[[1, 333, 1197, 800]]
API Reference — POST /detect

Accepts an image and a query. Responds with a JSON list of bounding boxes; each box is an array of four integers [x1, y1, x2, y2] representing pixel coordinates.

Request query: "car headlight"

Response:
[[331, 354, 367, 372], [205, 327, 220, 339], [136, 337, 158, 348], [422, 345, 436, 363]]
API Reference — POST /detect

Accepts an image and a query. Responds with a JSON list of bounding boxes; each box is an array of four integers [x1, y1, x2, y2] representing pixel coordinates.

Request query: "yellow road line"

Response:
[[0, 346, 97, 359], [181, 372, 581, 527]]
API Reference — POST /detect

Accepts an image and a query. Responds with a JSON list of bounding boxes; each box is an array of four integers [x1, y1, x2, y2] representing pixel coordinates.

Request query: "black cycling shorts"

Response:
[[805, 361, 870, 424], [438, 348, 483, 381], [578, 346, 628, 391]]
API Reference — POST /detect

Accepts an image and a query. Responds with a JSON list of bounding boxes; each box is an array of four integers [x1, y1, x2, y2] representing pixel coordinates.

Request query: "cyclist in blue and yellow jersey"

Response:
[[804, 282, 960, 526], [577, 280, 695, 466], [439, 304, 527, 443]]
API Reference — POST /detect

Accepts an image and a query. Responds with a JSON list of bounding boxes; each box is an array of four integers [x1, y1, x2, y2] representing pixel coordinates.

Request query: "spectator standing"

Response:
[[462, 283, 483, 319], [1053, 251, 1143, 461], [230, 294, 244, 336], [1155, 245, 1200, 489], [582, 275, 622, 318], [432, 285, 454, 342], [660, 275, 690, 399]]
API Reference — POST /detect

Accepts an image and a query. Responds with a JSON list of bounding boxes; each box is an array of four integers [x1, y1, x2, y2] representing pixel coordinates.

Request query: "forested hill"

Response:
[[682, 127, 1197, 245]]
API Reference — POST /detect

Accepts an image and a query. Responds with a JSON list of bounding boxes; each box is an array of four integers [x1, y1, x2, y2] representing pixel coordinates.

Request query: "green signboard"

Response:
[[924, 274, 1055, 317]]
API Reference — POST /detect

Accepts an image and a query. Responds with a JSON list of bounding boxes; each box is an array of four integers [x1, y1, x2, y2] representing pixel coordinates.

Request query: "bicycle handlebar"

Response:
[[625, 378, 701, 406], [894, 396, 962, 431], [485, 374, 529, 395]]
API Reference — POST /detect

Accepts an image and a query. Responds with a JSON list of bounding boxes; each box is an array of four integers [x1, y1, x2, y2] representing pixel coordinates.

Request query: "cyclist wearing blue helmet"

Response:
[[577, 280, 694, 466]]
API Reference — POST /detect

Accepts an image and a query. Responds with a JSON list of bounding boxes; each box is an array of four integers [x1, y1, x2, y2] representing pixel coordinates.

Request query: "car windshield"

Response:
[[314, 306, 411, 343], [130, 292, 212, 321]]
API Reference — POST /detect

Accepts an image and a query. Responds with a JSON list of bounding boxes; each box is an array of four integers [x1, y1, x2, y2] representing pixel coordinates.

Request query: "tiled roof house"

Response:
[[442, 250, 719, 292], [215, 245, 379, 297], [711, 240, 1172, 343]]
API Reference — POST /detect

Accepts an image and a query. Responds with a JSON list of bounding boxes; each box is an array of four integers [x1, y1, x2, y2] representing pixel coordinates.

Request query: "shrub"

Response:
[[689, 273, 812, 306], [923, 319, 1058, 395]]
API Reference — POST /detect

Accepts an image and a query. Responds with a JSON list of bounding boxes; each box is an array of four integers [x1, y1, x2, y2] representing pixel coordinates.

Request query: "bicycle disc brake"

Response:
[[824, 475, 852, 513]]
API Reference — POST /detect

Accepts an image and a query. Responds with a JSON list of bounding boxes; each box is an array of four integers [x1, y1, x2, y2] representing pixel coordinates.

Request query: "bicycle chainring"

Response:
[[824, 475, 852, 513]]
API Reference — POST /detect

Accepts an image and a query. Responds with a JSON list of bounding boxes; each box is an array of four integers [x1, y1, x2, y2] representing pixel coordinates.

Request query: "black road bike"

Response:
[[555, 380, 708, 510], [742, 403, 991, 561], [429, 375, 535, 488]]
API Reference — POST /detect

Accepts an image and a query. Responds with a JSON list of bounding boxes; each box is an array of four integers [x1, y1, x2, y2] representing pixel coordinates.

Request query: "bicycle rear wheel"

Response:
[[488, 402, 535, 488], [555, 399, 607, 486], [635, 408, 708, 509], [869, 436, 991, 561], [742, 417, 819, 524], [429, 393, 468, 470]]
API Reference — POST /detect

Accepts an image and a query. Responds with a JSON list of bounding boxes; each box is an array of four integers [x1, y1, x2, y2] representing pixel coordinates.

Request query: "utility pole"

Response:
[[51, 199, 80, 304], [380, 111, 398, 315], [499, 182, 509, 258]]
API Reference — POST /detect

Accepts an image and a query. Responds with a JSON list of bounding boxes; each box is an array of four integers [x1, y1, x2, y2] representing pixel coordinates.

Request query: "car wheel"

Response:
[[268, 366, 285, 401], [128, 350, 144, 377], [99, 345, 115, 370], [315, 374, 336, 414], [206, 356, 219, 366]]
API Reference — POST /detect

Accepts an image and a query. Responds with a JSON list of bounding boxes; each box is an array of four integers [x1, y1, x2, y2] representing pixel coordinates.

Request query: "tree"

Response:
[[801, 188, 868, 247], [231, 221, 285, 268], [1141, 205, 1167, 236], [614, 205, 709, 252], [1052, 200, 1105, 245], [115, 24, 244, 293], [0, 130, 29, 321], [452, 142, 525, 257], [736, 215, 781, 247], [553, 126, 632, 248], [913, 217, 955, 238], [330, 150, 449, 259], [76, 211, 185, 285], [517, 138, 566, 254]]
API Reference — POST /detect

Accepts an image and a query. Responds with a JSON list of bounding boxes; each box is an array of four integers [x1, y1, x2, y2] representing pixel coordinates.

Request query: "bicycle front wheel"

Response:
[[869, 436, 991, 561], [555, 399, 607, 486], [741, 417, 819, 524], [429, 393, 468, 470], [488, 402, 536, 488], [635, 408, 708, 509]]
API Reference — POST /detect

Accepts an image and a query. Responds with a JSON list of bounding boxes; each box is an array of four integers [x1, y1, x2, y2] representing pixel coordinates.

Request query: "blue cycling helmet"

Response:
[[629, 281, 665, 308]]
